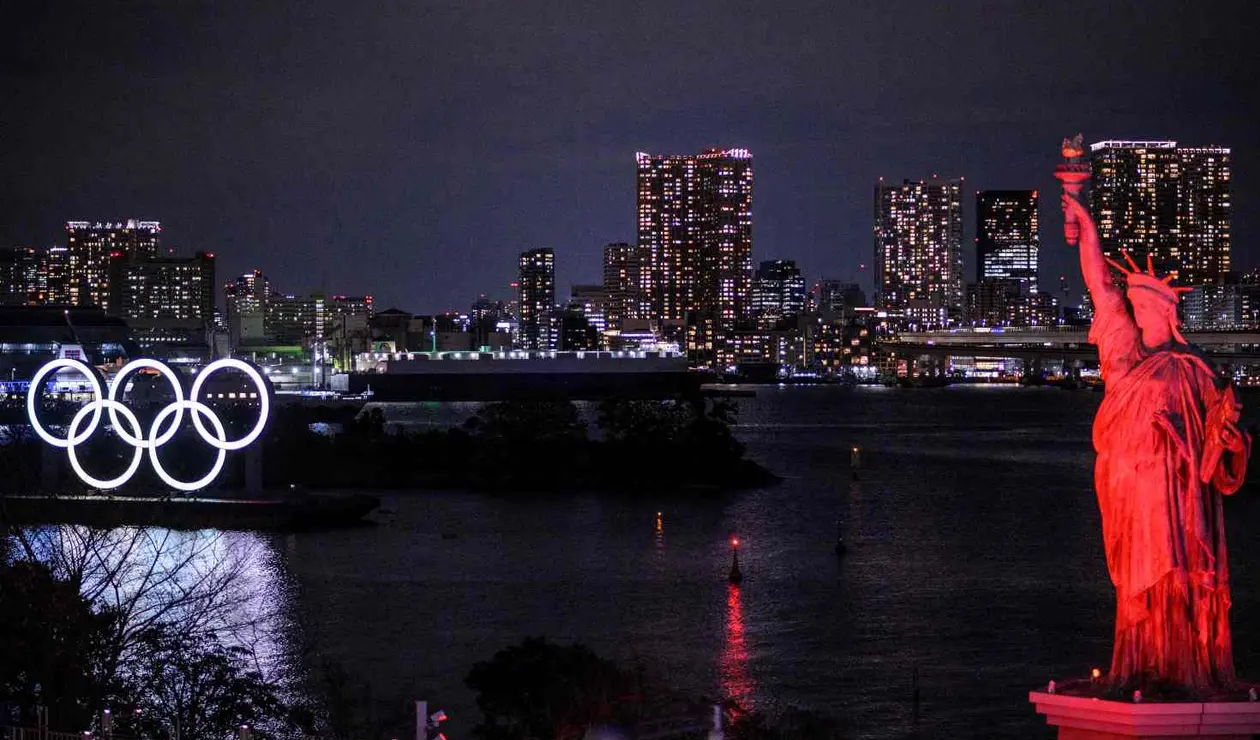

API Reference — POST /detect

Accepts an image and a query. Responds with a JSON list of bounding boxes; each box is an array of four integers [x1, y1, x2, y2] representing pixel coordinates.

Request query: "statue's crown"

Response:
[[1107, 250, 1192, 304]]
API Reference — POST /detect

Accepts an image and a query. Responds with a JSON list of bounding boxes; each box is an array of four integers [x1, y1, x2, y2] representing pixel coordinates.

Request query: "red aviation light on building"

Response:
[[109, 251, 123, 259]]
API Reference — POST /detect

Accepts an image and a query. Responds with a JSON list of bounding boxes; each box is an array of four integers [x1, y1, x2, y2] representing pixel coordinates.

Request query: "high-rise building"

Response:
[[104, 252, 215, 347], [874, 178, 964, 328], [471, 295, 503, 324], [58, 220, 161, 310], [968, 278, 1028, 327], [41, 246, 72, 306], [224, 270, 271, 347], [0, 247, 43, 305], [1090, 140, 1231, 286], [107, 251, 215, 321], [636, 148, 753, 366], [813, 280, 866, 319], [569, 284, 609, 334], [326, 294, 373, 320], [977, 190, 1040, 293], [107, 250, 215, 347], [751, 260, 805, 328], [267, 293, 321, 346], [602, 242, 648, 328], [1183, 285, 1241, 331], [517, 248, 555, 350]]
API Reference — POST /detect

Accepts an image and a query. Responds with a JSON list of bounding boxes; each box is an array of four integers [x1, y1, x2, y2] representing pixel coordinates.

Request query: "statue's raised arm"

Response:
[[1055, 136, 1142, 383], [1062, 195, 1123, 315], [1056, 135, 1124, 317]]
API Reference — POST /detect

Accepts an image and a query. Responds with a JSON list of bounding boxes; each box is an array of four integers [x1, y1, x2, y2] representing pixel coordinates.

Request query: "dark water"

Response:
[[258, 385, 1260, 739]]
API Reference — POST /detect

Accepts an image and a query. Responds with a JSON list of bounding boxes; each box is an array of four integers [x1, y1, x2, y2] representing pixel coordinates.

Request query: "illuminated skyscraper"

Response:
[[517, 247, 555, 350], [751, 260, 805, 328], [977, 190, 1040, 293], [327, 295, 374, 321], [636, 148, 752, 366], [602, 242, 647, 329], [874, 178, 964, 328], [568, 284, 609, 334], [1090, 140, 1231, 286], [267, 293, 321, 346], [108, 251, 215, 322], [107, 250, 215, 347], [0, 247, 43, 305], [57, 220, 161, 310], [224, 270, 271, 347]]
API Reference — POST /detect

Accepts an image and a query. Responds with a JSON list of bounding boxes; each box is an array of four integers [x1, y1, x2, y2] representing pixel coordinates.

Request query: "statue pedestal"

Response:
[[1030, 691, 1260, 738]]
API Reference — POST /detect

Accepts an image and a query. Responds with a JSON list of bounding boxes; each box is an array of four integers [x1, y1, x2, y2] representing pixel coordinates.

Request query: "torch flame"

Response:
[[1061, 133, 1085, 159]]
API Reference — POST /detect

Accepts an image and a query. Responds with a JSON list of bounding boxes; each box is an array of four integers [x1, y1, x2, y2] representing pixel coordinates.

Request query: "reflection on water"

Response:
[[12, 525, 297, 686], [22, 387, 1260, 739], [720, 583, 754, 711]]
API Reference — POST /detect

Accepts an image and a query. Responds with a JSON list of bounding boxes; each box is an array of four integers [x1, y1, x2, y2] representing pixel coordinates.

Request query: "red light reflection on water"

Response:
[[720, 583, 754, 711]]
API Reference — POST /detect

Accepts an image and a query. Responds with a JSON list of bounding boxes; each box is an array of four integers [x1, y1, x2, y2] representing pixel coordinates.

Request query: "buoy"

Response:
[[728, 538, 742, 585]]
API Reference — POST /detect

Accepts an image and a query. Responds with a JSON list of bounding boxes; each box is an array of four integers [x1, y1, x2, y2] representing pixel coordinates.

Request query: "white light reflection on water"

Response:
[[10, 524, 301, 686]]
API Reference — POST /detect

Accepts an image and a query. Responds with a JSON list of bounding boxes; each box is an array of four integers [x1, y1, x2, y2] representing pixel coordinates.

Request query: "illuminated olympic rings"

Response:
[[26, 358, 270, 492]]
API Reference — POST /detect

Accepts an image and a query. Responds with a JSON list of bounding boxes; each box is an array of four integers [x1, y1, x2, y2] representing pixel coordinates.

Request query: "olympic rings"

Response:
[[25, 357, 271, 491]]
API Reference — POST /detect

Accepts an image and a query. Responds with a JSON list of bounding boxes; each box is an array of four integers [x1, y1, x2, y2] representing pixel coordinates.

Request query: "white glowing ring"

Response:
[[108, 359, 186, 448], [65, 400, 145, 490], [147, 400, 228, 492], [26, 358, 105, 448], [189, 358, 270, 450], [26, 357, 271, 492]]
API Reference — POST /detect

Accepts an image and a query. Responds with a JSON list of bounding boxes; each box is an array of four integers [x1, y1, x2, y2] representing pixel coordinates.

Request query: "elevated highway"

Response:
[[888, 329, 1260, 365]]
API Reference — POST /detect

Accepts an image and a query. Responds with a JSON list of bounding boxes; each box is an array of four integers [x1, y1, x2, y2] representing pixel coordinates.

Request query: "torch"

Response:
[[1055, 133, 1089, 245]]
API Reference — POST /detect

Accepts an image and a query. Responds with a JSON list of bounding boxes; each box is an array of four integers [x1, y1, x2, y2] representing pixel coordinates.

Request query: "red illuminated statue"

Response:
[[1058, 137, 1251, 693]]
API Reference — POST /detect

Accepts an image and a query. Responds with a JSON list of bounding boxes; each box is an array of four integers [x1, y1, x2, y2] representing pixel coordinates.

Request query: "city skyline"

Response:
[[2, 2, 1254, 312], [4, 134, 1237, 321]]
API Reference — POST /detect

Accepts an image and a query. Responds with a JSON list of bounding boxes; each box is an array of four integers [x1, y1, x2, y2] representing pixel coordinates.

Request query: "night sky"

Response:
[[3, 1, 1255, 311]]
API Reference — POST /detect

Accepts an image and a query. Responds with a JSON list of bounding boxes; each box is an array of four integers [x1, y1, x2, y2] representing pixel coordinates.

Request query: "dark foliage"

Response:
[[238, 395, 770, 491], [465, 638, 845, 740], [1, 394, 777, 494], [0, 555, 308, 738], [0, 559, 116, 729], [727, 706, 846, 740], [465, 637, 634, 740], [113, 626, 313, 740]]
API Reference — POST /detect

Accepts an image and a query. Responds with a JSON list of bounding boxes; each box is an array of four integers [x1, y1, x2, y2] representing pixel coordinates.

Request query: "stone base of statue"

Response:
[[1030, 690, 1260, 738]]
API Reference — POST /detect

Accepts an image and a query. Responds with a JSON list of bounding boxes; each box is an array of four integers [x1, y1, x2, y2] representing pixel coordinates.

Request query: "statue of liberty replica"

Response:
[[1056, 134, 1252, 696]]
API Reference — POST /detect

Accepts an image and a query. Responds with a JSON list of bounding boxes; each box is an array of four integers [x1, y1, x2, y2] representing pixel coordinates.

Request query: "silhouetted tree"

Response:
[[465, 400, 587, 445], [466, 637, 631, 740], [0, 560, 117, 729], [115, 626, 311, 740]]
